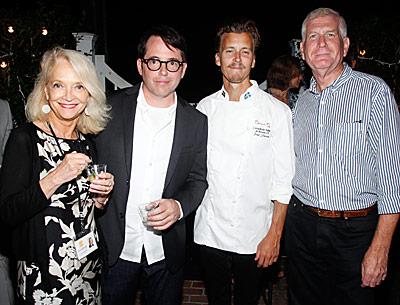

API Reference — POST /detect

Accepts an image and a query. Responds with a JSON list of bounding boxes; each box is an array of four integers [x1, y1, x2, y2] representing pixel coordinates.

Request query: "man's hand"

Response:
[[361, 245, 388, 287], [255, 201, 288, 268], [361, 213, 399, 287], [147, 199, 181, 230], [255, 231, 281, 268]]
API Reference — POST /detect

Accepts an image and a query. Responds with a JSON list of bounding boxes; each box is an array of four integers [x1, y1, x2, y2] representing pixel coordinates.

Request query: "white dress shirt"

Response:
[[194, 81, 294, 254], [120, 84, 176, 264]]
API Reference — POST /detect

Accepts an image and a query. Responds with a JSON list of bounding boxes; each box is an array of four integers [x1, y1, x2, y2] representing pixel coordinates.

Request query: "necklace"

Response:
[[45, 121, 78, 140]]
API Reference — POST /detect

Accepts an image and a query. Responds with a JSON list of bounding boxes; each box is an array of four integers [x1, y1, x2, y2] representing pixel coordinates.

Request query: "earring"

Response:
[[84, 107, 90, 116], [42, 104, 51, 114]]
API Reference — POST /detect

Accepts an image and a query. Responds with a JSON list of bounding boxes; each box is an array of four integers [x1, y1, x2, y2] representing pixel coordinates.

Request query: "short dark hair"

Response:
[[137, 24, 187, 62], [215, 19, 261, 52], [267, 55, 302, 90]]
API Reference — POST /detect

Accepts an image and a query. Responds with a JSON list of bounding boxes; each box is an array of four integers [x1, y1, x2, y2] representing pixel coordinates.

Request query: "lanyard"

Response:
[[47, 121, 89, 233]]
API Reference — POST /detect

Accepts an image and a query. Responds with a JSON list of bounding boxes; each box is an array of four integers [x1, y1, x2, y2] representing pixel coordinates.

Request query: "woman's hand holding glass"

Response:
[[86, 164, 114, 208], [56, 152, 92, 183], [40, 152, 91, 199]]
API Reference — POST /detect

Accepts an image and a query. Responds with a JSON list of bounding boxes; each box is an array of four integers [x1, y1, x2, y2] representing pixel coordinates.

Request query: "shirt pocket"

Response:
[[333, 122, 366, 178], [335, 122, 365, 157]]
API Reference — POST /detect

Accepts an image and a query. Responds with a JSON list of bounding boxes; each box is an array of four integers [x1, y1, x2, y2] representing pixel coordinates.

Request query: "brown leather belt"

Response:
[[302, 204, 377, 219]]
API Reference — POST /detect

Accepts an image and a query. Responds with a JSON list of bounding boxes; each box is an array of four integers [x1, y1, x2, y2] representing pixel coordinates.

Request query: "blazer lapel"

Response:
[[164, 101, 188, 190], [122, 88, 138, 177]]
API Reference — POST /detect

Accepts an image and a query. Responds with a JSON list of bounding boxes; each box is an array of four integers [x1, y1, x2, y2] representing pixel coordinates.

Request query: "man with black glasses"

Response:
[[95, 25, 208, 305]]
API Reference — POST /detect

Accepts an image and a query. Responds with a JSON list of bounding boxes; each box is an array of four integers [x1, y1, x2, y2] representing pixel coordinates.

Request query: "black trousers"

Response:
[[285, 195, 378, 305], [197, 244, 263, 305], [102, 253, 183, 305]]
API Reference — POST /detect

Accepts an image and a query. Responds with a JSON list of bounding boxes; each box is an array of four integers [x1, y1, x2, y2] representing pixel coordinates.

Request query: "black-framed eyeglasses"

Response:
[[141, 58, 185, 72]]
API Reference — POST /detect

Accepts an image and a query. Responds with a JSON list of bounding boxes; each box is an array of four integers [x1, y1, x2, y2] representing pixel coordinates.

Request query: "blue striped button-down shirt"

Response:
[[292, 63, 400, 214]]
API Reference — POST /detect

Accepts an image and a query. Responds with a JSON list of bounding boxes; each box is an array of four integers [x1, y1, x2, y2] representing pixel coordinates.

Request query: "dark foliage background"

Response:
[[0, 1, 80, 125], [347, 15, 400, 102]]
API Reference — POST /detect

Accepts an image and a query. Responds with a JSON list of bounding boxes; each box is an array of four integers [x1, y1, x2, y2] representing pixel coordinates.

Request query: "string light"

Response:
[[357, 56, 400, 67], [41, 27, 48, 36], [7, 26, 14, 33], [0, 61, 7, 69], [359, 49, 366, 56]]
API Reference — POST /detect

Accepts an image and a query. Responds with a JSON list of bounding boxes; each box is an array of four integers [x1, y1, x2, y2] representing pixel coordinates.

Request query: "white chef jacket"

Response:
[[194, 80, 294, 254], [120, 84, 176, 264]]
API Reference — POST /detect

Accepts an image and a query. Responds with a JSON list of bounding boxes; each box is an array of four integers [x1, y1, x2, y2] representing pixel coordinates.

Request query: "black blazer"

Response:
[[0, 123, 100, 289], [95, 84, 208, 273]]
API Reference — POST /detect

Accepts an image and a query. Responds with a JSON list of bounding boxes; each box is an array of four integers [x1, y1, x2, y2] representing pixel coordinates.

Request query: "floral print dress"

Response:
[[17, 126, 102, 305]]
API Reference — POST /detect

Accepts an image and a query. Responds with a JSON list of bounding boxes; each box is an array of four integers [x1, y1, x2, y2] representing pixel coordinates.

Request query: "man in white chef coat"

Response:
[[193, 19, 295, 305]]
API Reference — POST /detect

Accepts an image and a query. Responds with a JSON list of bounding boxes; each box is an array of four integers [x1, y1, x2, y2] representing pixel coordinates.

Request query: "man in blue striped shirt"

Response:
[[285, 7, 400, 305]]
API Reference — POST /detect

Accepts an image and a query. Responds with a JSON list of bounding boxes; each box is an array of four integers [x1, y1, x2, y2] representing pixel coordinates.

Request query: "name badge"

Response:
[[253, 120, 271, 138], [74, 230, 98, 260]]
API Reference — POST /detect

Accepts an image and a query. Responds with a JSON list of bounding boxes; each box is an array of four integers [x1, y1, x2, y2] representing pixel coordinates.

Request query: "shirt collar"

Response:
[[217, 80, 259, 102], [137, 82, 177, 113], [309, 63, 352, 95]]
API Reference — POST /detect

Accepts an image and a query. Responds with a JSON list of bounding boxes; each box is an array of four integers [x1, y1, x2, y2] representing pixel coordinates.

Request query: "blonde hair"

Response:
[[25, 46, 110, 134]]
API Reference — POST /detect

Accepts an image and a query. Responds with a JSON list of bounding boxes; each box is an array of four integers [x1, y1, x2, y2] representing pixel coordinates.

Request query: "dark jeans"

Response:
[[285, 195, 378, 305], [197, 244, 262, 305], [102, 253, 183, 305]]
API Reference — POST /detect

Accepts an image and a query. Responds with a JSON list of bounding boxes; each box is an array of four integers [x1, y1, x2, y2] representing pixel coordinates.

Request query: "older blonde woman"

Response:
[[0, 46, 114, 305]]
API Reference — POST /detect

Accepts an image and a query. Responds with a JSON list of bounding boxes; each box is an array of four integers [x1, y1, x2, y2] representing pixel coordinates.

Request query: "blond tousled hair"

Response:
[[25, 46, 110, 134]]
